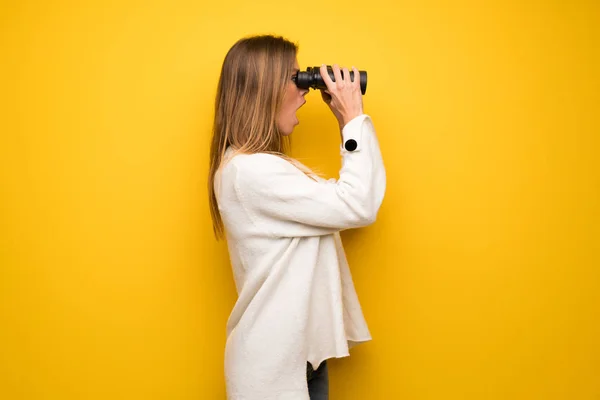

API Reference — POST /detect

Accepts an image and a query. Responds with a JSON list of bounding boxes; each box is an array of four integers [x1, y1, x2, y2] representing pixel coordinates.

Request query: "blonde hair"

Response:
[[208, 34, 314, 240]]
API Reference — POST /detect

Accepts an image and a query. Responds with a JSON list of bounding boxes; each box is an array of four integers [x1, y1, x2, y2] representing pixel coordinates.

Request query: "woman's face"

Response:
[[277, 59, 308, 136]]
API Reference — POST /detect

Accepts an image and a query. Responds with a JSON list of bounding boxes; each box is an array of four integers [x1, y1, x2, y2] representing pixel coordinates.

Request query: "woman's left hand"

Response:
[[319, 89, 344, 129]]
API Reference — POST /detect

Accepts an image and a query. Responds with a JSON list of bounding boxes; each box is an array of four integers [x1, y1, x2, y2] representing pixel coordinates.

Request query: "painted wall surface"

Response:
[[1, 0, 598, 398]]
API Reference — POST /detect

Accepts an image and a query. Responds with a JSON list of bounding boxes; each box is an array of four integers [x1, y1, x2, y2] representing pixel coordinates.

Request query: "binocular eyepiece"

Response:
[[292, 65, 368, 95]]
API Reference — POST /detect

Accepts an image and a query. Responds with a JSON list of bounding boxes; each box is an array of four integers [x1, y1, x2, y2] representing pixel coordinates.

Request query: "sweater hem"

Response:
[[308, 336, 373, 370]]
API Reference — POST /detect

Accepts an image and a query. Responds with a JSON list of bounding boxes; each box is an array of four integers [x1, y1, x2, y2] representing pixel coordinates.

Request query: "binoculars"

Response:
[[292, 65, 368, 95]]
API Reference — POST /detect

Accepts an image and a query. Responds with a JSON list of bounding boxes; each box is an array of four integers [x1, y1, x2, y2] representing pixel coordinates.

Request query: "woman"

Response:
[[208, 35, 386, 399]]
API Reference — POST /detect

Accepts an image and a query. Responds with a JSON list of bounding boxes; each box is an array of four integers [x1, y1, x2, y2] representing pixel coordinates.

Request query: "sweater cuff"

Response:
[[340, 114, 368, 153]]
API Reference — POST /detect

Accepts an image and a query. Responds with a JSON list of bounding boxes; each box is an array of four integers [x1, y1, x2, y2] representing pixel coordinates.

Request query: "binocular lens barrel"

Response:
[[293, 66, 367, 95]]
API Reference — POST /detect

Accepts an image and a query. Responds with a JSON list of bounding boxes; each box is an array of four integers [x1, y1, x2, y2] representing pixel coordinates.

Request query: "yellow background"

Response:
[[1, 0, 599, 399]]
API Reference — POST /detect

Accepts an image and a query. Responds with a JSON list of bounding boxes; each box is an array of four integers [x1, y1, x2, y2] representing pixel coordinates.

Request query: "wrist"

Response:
[[342, 112, 362, 127], [341, 113, 362, 129]]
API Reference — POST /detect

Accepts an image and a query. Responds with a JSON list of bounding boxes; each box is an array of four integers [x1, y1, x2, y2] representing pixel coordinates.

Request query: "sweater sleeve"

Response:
[[232, 114, 386, 238]]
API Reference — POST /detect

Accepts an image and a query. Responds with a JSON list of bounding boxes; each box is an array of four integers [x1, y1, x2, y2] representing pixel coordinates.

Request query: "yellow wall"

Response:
[[1, 0, 599, 398]]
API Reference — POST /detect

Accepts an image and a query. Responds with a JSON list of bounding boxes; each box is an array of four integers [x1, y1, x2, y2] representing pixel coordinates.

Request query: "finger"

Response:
[[320, 64, 335, 91], [332, 64, 343, 87], [342, 66, 350, 84], [352, 66, 360, 87]]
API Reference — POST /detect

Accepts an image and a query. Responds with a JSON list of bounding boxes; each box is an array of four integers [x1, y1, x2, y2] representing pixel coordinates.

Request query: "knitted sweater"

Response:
[[215, 114, 386, 399]]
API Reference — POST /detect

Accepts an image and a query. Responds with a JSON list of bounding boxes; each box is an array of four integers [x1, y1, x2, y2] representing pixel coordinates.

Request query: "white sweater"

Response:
[[215, 114, 386, 399]]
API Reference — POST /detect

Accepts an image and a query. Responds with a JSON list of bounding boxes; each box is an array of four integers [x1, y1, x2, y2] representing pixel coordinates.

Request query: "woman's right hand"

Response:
[[319, 64, 364, 128]]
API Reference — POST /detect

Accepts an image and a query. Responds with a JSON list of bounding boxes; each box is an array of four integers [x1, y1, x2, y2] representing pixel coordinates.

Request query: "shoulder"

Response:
[[226, 152, 305, 179], [230, 152, 290, 167], [218, 152, 311, 195]]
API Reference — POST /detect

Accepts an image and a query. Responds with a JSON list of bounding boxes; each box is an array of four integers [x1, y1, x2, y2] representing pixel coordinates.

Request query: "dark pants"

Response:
[[306, 360, 328, 399]]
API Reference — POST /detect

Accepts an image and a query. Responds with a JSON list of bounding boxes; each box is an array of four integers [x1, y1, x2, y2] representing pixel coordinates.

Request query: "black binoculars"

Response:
[[292, 65, 368, 95]]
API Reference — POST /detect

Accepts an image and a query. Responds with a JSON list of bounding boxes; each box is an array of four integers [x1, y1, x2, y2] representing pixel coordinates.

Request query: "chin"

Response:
[[279, 124, 295, 136], [278, 117, 298, 136]]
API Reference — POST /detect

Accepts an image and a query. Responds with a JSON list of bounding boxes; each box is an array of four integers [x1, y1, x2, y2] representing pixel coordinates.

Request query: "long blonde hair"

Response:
[[208, 34, 311, 240]]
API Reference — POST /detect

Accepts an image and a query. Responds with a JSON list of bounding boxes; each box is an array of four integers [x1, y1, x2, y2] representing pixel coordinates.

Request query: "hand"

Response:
[[319, 64, 364, 128], [319, 89, 344, 128]]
